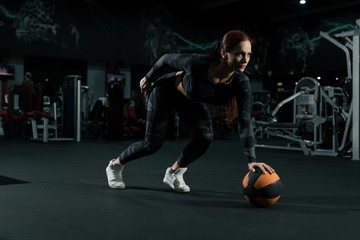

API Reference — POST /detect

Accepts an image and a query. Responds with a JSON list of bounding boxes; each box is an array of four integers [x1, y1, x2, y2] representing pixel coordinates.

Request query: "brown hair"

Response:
[[207, 30, 253, 60], [226, 97, 238, 124], [209, 30, 252, 123]]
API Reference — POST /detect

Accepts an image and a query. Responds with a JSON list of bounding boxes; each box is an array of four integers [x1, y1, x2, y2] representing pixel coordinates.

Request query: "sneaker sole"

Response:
[[108, 184, 125, 189], [174, 187, 190, 193]]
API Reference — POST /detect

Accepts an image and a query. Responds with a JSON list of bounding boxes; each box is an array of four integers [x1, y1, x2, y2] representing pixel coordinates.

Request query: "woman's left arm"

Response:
[[236, 76, 256, 163], [236, 76, 275, 174]]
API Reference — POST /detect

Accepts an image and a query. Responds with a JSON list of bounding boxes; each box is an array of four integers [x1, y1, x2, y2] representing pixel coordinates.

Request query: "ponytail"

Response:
[[225, 97, 238, 125]]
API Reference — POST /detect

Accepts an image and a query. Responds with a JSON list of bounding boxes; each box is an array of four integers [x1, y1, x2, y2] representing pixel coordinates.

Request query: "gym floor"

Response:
[[1, 136, 359, 240]]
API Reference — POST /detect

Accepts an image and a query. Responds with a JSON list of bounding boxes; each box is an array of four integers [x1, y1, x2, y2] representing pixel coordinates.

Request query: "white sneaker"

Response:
[[163, 167, 190, 192], [106, 160, 125, 189]]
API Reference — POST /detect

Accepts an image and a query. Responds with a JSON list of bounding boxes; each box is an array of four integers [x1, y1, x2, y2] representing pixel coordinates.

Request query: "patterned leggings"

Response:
[[119, 78, 214, 167]]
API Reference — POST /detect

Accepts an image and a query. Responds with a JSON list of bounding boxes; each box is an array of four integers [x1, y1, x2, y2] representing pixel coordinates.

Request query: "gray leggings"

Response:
[[119, 79, 214, 167]]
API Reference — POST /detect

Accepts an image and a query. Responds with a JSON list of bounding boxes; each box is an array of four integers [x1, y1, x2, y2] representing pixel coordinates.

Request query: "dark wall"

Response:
[[1, 0, 359, 87]]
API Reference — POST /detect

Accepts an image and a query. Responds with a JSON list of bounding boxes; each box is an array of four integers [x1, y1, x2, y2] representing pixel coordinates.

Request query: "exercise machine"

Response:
[[255, 19, 359, 159], [255, 76, 349, 156], [30, 75, 82, 142], [320, 19, 360, 160]]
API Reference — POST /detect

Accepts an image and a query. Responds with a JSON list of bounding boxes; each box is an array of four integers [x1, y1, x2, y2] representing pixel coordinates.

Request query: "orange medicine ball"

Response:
[[242, 167, 283, 207]]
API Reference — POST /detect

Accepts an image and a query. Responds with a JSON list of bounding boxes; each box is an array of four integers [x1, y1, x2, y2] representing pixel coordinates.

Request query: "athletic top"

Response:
[[145, 53, 256, 163]]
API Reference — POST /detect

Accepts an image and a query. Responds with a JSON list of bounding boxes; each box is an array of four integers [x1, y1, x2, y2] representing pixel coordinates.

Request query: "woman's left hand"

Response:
[[248, 162, 275, 174]]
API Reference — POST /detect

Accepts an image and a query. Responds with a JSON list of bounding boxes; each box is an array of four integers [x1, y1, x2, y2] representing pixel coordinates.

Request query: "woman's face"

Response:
[[223, 40, 252, 72]]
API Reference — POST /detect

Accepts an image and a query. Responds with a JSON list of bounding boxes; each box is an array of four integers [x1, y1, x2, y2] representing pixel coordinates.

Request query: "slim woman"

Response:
[[106, 30, 275, 192]]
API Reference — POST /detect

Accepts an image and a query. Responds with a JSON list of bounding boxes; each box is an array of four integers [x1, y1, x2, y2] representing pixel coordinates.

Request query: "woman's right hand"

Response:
[[139, 77, 152, 95]]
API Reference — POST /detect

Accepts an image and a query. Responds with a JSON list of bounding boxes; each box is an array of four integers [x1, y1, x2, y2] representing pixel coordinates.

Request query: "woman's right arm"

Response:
[[144, 53, 193, 82], [139, 53, 193, 95], [139, 71, 185, 96]]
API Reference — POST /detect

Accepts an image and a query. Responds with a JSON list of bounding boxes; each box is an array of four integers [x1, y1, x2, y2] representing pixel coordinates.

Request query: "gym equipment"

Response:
[[1, 85, 32, 137], [30, 75, 82, 142], [106, 80, 124, 140], [255, 76, 349, 156], [320, 19, 360, 160], [255, 19, 359, 159]]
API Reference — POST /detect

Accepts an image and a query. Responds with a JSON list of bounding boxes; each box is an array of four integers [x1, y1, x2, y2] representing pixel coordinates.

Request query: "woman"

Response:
[[106, 30, 275, 192]]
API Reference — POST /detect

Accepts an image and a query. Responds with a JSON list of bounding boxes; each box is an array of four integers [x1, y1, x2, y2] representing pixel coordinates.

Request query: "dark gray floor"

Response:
[[1, 136, 360, 240]]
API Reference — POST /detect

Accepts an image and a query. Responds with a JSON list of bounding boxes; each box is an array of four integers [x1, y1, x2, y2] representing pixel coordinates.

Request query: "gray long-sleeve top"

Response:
[[145, 53, 256, 162]]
